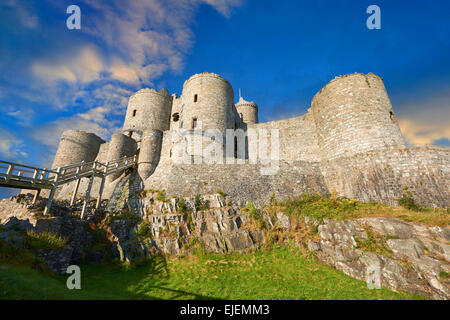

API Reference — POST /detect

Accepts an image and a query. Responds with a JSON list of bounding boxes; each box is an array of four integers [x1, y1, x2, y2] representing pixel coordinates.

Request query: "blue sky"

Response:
[[0, 0, 449, 199]]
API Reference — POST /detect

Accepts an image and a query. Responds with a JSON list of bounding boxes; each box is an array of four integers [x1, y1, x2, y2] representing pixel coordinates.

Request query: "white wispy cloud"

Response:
[[24, 0, 242, 157], [30, 113, 113, 150], [32, 46, 104, 84], [201, 0, 243, 17], [5, 105, 35, 126], [32, 0, 242, 86], [0, 128, 28, 160]]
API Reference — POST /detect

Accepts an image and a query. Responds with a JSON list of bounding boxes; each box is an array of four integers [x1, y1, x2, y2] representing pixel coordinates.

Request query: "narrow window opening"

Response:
[[128, 131, 132, 138], [192, 118, 198, 129], [172, 112, 180, 122], [194, 94, 198, 103], [132, 110, 137, 117], [389, 111, 397, 124], [234, 136, 238, 158]]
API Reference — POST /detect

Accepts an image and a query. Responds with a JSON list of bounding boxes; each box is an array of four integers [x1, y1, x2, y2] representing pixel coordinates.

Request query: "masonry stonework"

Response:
[[49, 72, 450, 208], [236, 97, 258, 124], [52, 130, 105, 169], [122, 88, 172, 142], [180, 73, 235, 134], [311, 73, 407, 161]]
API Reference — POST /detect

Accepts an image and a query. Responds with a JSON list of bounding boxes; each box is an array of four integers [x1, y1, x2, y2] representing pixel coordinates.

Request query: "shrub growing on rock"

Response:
[[24, 231, 67, 250], [398, 188, 423, 212]]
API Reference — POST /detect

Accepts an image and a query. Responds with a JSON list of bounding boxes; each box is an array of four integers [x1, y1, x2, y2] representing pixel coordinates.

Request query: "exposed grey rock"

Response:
[[307, 240, 320, 252], [318, 220, 366, 249], [304, 216, 320, 227], [428, 226, 450, 242], [1, 194, 448, 299], [309, 217, 450, 300], [276, 212, 290, 230], [358, 217, 415, 238], [386, 239, 425, 259]]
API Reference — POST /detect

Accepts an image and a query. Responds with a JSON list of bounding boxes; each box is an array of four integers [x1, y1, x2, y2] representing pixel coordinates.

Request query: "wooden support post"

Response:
[[43, 167, 61, 215], [80, 161, 97, 219], [70, 178, 81, 206], [95, 161, 109, 210], [32, 189, 41, 205], [70, 164, 82, 207], [39, 169, 47, 180], [5, 164, 13, 183], [31, 169, 38, 186]]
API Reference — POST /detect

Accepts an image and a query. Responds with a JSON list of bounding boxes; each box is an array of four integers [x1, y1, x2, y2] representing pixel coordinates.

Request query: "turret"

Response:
[[235, 97, 258, 124]]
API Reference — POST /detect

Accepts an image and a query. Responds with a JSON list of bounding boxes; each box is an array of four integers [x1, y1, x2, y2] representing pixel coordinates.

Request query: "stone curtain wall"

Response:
[[311, 73, 407, 161], [322, 146, 450, 208], [144, 145, 449, 208], [51, 144, 449, 209], [248, 112, 321, 162], [145, 160, 328, 207]]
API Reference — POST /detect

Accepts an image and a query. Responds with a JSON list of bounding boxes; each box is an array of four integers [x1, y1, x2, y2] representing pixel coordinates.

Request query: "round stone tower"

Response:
[[52, 130, 105, 169], [106, 133, 137, 182], [180, 73, 235, 134], [311, 73, 406, 161], [138, 129, 163, 180], [122, 88, 172, 142], [236, 97, 258, 124]]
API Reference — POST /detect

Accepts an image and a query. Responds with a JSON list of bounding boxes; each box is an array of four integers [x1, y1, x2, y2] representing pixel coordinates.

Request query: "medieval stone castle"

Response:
[[51, 72, 450, 208]]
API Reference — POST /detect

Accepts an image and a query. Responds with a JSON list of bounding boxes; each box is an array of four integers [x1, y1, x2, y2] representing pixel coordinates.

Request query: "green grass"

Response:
[[23, 231, 67, 250], [243, 201, 265, 230], [272, 193, 449, 227], [0, 246, 421, 300]]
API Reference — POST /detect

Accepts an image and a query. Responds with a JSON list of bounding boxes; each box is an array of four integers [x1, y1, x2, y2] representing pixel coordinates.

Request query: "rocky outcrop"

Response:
[[306, 217, 450, 300], [0, 194, 97, 273], [1, 193, 449, 300], [106, 194, 264, 261]]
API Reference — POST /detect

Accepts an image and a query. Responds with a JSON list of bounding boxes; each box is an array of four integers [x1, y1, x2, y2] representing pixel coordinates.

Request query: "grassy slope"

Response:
[[272, 194, 449, 227], [0, 246, 420, 300]]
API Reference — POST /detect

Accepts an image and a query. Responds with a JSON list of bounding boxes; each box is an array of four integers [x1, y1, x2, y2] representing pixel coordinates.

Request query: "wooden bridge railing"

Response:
[[0, 155, 137, 219]]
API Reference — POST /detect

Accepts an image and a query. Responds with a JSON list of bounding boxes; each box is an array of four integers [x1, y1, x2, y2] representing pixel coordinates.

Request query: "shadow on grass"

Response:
[[80, 255, 219, 300]]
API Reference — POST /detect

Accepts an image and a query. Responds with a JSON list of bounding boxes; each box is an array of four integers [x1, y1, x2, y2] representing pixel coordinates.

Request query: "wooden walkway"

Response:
[[0, 155, 137, 218]]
